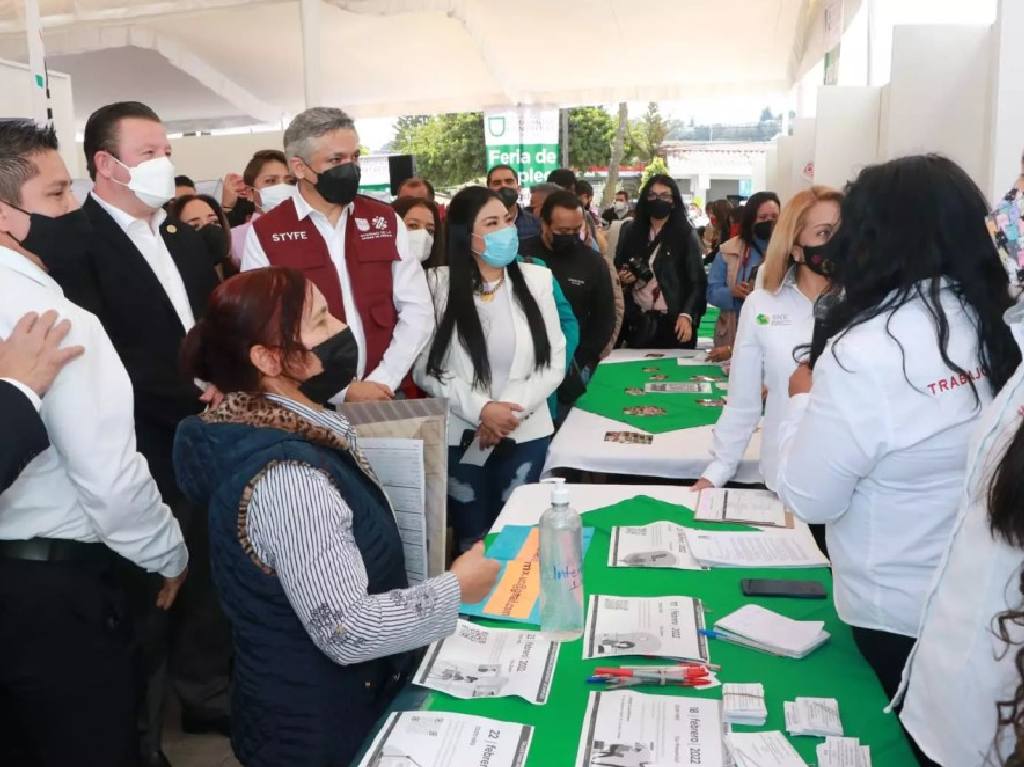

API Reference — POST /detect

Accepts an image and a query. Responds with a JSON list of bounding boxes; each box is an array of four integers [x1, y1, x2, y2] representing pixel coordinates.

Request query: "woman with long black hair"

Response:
[[414, 186, 566, 551], [614, 174, 706, 349], [774, 155, 1021, 755], [894, 296, 1024, 766]]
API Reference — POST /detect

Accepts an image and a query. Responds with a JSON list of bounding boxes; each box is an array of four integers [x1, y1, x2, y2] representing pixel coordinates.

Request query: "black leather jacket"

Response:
[[615, 220, 707, 319]]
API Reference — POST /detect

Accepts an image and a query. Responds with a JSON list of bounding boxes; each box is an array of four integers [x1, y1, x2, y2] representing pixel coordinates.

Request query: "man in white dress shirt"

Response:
[[0, 119, 188, 767], [242, 107, 433, 402], [38, 102, 227, 766]]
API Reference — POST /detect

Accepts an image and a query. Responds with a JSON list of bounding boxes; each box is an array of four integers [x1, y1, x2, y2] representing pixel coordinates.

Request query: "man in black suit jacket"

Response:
[[40, 101, 228, 767], [0, 311, 83, 494]]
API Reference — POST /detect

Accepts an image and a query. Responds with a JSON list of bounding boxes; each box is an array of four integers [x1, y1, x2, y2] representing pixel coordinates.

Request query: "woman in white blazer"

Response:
[[415, 186, 566, 551], [695, 186, 842, 494], [775, 156, 1020, 766], [895, 301, 1024, 766]]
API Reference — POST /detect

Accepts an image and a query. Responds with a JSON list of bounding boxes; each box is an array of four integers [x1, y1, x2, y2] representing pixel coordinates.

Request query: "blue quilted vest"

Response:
[[174, 395, 410, 767]]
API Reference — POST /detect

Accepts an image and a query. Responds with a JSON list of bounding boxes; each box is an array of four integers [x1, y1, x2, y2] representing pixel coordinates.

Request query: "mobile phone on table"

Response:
[[741, 578, 827, 599]]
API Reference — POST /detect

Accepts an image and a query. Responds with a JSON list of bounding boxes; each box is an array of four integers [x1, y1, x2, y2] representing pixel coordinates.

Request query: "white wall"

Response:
[[774, 135, 794, 203], [788, 118, 817, 204], [881, 24, 993, 192], [0, 58, 78, 177], [814, 86, 882, 191], [987, 0, 1024, 202], [763, 144, 779, 195]]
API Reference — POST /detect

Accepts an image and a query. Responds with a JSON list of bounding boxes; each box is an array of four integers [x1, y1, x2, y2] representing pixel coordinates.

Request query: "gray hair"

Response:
[[530, 182, 561, 196], [283, 107, 356, 162]]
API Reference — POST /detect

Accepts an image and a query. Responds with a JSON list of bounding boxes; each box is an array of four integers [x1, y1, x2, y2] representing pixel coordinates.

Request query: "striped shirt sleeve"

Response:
[[247, 461, 461, 666]]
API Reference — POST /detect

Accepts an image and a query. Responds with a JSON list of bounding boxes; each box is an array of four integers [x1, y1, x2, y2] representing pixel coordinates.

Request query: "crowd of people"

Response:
[[1, 98, 1024, 767]]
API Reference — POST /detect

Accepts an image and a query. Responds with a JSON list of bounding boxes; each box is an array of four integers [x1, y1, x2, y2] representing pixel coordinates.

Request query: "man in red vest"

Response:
[[241, 107, 432, 402]]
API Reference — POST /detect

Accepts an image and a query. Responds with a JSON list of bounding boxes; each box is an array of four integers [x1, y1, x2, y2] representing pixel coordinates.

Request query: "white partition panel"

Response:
[[814, 86, 882, 191], [882, 24, 993, 191]]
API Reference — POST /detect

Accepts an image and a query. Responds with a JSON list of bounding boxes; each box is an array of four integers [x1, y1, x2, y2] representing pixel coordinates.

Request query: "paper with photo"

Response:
[[358, 438, 428, 584], [684, 528, 828, 568], [608, 522, 703, 570], [460, 525, 594, 626], [644, 382, 713, 394], [583, 595, 708, 662], [357, 710, 533, 767], [695, 488, 789, 528], [574, 691, 725, 767], [413, 620, 560, 705]]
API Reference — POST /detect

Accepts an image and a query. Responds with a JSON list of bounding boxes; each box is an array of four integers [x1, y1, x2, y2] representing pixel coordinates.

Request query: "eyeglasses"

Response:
[[646, 193, 673, 202]]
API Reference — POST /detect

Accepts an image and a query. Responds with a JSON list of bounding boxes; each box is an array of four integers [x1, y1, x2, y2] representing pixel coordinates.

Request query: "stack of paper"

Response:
[[608, 522, 704, 570], [357, 711, 533, 767], [583, 595, 709, 662], [714, 604, 830, 659], [722, 683, 768, 726], [684, 528, 829, 569], [695, 488, 790, 528], [784, 697, 843, 737], [817, 737, 871, 767], [726, 731, 808, 767], [413, 620, 560, 704], [575, 691, 726, 767]]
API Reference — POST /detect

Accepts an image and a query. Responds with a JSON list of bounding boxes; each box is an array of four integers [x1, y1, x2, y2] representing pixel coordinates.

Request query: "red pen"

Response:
[[594, 667, 710, 681]]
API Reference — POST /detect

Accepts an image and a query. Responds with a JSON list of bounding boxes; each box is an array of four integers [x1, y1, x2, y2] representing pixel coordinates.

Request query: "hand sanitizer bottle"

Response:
[[539, 478, 584, 641]]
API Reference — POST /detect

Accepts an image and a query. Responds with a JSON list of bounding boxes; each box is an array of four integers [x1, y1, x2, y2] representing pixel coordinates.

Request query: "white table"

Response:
[[601, 347, 712, 365], [494, 483, 813, 539], [493, 483, 701, 531], [542, 405, 762, 482]]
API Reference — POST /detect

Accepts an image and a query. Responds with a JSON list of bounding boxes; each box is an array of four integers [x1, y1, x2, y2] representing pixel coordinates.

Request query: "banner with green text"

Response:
[[484, 107, 560, 189]]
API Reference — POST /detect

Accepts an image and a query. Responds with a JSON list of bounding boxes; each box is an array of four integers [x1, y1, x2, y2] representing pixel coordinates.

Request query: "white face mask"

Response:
[[113, 155, 175, 209], [613, 200, 628, 215], [406, 227, 434, 262], [258, 183, 295, 212]]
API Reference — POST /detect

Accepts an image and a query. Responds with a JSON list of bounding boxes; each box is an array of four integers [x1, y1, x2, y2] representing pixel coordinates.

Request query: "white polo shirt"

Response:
[[775, 283, 990, 637], [703, 268, 814, 489]]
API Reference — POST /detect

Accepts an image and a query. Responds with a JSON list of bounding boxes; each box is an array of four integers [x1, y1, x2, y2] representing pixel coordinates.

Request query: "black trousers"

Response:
[[0, 558, 138, 767], [127, 498, 232, 755], [851, 626, 940, 767]]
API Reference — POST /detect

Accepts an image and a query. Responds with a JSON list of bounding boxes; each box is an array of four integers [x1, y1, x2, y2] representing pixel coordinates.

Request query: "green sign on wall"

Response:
[[484, 107, 560, 187]]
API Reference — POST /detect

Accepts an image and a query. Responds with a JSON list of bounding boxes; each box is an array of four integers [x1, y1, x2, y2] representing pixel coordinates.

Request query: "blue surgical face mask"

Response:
[[479, 225, 519, 268]]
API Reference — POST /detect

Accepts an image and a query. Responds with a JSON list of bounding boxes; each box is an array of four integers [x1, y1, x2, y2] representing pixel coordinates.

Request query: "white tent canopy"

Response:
[[0, 0, 841, 131]]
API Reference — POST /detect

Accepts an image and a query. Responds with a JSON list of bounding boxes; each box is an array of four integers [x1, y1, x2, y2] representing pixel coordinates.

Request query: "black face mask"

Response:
[[309, 162, 361, 206], [496, 187, 519, 207], [299, 327, 359, 406], [753, 220, 775, 241], [551, 233, 578, 253], [647, 198, 673, 220], [5, 203, 93, 269], [800, 239, 839, 277], [197, 224, 227, 263]]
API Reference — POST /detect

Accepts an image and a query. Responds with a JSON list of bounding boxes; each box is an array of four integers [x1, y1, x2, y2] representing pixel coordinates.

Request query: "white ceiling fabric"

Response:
[[0, 0, 826, 130]]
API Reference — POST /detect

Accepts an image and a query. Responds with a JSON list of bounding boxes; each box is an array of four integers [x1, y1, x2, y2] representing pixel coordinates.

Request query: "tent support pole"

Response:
[[300, 0, 321, 108]]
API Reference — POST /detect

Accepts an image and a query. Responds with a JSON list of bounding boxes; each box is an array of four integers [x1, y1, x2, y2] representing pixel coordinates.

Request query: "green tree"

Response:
[[566, 106, 615, 169], [630, 102, 671, 164], [393, 112, 486, 187], [394, 115, 429, 149], [640, 156, 670, 189]]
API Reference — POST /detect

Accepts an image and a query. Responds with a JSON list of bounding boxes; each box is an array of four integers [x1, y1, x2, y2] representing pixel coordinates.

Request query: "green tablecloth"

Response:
[[573, 359, 727, 434], [422, 495, 916, 766], [699, 306, 720, 340]]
